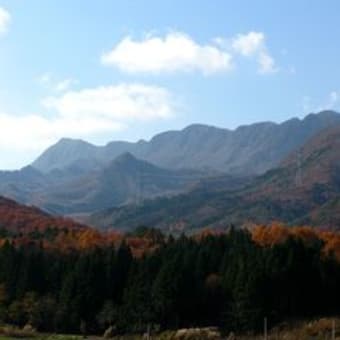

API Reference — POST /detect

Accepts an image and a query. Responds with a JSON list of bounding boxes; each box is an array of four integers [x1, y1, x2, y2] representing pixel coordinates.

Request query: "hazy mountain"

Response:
[[92, 152, 207, 205], [0, 166, 47, 204], [32, 111, 340, 175], [0, 153, 208, 215], [88, 125, 340, 231], [32, 138, 142, 174], [32, 138, 105, 173], [43, 152, 209, 214]]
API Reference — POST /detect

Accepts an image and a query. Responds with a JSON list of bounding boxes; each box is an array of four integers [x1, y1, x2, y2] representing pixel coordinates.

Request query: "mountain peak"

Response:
[[56, 137, 94, 148], [32, 138, 97, 173], [304, 110, 339, 121], [183, 123, 223, 131], [113, 152, 138, 164]]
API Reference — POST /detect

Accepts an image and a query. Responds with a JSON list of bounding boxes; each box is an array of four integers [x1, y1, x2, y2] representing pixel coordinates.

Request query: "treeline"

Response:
[[0, 228, 339, 335]]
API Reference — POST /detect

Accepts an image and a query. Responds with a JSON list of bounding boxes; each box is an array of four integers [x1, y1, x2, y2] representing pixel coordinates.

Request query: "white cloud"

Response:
[[0, 7, 10, 35], [258, 51, 276, 74], [38, 73, 77, 92], [42, 83, 175, 121], [0, 84, 176, 153], [231, 31, 278, 74], [0, 112, 125, 154], [232, 31, 265, 56], [101, 32, 233, 75], [102, 30, 278, 75]]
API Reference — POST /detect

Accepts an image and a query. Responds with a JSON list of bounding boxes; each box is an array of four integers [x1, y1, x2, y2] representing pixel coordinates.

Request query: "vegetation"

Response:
[[0, 225, 339, 336]]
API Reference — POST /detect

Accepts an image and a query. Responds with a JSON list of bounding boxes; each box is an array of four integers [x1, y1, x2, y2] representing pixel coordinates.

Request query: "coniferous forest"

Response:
[[0, 227, 339, 336]]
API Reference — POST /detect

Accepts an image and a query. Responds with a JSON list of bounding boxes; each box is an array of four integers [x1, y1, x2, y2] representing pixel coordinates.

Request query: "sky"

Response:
[[0, 1, 340, 169]]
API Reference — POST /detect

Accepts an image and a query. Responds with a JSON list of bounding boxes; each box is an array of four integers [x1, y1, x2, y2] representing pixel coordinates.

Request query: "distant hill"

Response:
[[32, 111, 340, 176], [40, 152, 209, 214], [0, 153, 208, 215], [88, 125, 340, 231]]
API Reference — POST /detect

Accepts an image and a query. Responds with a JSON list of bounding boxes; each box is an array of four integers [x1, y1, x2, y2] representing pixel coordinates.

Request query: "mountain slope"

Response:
[[0, 153, 208, 215], [0, 166, 48, 205], [251, 124, 340, 198], [0, 196, 85, 235], [41, 152, 209, 214], [32, 111, 340, 176], [89, 126, 340, 231], [32, 138, 102, 173]]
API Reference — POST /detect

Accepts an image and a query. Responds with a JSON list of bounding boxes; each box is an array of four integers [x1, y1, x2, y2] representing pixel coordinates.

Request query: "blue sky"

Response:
[[0, 0, 340, 169]]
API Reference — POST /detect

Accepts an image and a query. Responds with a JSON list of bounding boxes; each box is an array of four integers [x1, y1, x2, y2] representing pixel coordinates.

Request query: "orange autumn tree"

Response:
[[251, 222, 290, 247], [251, 222, 340, 262]]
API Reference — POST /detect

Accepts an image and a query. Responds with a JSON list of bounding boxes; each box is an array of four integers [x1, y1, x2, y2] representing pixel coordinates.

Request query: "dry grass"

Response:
[[1, 318, 340, 339], [0, 324, 37, 338], [0, 325, 82, 340], [236, 318, 340, 340], [108, 318, 340, 339]]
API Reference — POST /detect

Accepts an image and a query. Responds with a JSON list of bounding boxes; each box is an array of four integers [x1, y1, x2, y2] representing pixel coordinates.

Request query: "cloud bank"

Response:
[[0, 84, 176, 153], [102, 31, 277, 75], [101, 32, 233, 75]]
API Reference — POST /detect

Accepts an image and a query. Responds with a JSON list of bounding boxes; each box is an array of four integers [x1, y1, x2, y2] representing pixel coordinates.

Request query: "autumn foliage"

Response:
[[0, 197, 165, 256], [0, 196, 340, 261], [0, 197, 84, 232], [251, 222, 340, 261]]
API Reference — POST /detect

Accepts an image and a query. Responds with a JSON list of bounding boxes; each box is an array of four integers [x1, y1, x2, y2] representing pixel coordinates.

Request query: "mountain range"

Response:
[[89, 123, 340, 232], [0, 110, 340, 231], [33, 110, 340, 175]]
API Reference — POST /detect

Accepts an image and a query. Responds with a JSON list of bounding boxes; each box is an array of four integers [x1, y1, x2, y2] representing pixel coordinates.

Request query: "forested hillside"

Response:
[[0, 225, 339, 336]]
